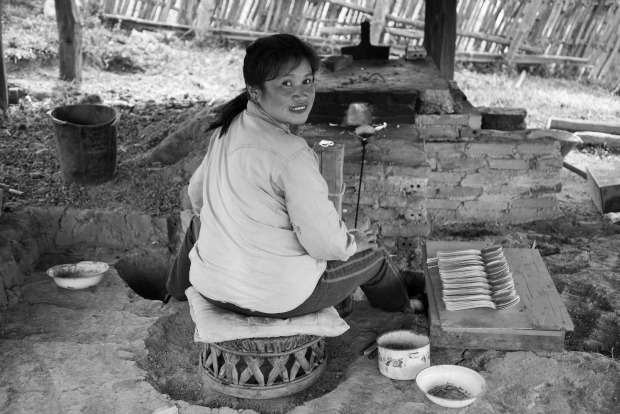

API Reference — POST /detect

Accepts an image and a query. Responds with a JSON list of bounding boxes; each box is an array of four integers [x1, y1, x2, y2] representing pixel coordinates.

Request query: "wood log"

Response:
[[574, 131, 620, 148], [547, 117, 620, 136], [55, 0, 83, 81]]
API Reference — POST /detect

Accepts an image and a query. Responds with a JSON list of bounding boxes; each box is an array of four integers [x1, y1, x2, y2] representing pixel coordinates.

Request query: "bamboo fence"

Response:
[[101, 0, 620, 90]]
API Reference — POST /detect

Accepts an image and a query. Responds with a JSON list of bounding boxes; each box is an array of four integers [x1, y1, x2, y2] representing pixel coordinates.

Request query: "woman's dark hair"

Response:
[[209, 34, 320, 137]]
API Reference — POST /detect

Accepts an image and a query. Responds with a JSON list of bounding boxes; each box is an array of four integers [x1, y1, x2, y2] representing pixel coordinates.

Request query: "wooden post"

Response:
[[0, 0, 8, 112], [506, 0, 542, 63], [370, 0, 392, 45], [424, 0, 457, 80], [55, 0, 83, 81], [195, 0, 217, 39]]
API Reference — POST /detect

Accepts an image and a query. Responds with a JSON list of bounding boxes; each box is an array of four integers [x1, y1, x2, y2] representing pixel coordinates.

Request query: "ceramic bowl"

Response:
[[415, 365, 487, 408], [47, 261, 109, 290]]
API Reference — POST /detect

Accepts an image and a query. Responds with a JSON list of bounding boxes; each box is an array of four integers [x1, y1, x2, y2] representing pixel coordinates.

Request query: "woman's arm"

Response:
[[276, 148, 357, 261]]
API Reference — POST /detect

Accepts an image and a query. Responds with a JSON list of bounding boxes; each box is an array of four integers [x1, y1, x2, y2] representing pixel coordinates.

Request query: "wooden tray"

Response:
[[424, 241, 574, 352]]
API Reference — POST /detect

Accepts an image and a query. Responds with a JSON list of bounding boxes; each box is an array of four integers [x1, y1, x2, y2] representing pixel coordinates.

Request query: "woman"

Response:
[[167, 34, 422, 317]]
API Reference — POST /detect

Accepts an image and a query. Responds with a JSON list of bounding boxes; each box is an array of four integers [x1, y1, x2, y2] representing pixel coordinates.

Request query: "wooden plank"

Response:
[[507, 249, 573, 331], [575, 131, 620, 149], [548, 117, 620, 136], [587, 165, 620, 215], [424, 0, 457, 81], [424, 241, 573, 351]]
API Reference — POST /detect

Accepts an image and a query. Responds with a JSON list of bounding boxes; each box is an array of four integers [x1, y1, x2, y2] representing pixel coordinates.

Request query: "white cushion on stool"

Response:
[[186, 286, 350, 343]]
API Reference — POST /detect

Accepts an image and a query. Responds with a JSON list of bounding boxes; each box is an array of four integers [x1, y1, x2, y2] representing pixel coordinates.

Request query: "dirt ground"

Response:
[[2, 31, 620, 413]]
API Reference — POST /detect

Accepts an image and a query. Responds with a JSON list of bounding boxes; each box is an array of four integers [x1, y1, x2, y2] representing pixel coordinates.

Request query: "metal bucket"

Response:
[[48, 104, 119, 184], [377, 330, 430, 380]]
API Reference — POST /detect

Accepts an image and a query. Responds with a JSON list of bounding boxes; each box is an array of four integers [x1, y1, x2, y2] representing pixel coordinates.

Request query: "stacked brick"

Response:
[[425, 130, 564, 225]]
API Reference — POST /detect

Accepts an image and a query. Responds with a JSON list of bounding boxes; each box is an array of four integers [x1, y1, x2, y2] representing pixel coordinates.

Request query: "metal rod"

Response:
[[354, 140, 367, 228]]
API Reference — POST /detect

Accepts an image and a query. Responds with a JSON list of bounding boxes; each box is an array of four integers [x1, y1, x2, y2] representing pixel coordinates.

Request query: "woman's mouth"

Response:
[[289, 105, 308, 113]]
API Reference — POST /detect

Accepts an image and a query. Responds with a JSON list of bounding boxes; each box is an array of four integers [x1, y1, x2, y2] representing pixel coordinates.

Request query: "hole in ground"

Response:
[[115, 251, 170, 301]]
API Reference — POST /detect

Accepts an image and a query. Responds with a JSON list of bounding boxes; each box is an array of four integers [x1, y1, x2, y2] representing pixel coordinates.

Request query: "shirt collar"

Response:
[[246, 100, 291, 134]]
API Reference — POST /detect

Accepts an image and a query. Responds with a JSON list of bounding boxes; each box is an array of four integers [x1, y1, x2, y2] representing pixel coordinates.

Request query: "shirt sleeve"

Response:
[[188, 157, 205, 216], [276, 147, 356, 261]]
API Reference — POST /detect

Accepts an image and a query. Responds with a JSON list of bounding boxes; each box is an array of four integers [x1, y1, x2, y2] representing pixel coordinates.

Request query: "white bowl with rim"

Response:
[[415, 365, 487, 408], [47, 261, 109, 290]]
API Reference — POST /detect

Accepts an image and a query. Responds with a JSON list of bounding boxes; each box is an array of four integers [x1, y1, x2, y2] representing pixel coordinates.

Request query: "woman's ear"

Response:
[[247, 86, 260, 103]]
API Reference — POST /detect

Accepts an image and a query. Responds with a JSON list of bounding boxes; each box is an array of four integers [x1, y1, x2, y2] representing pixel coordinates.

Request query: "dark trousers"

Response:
[[166, 215, 412, 317]]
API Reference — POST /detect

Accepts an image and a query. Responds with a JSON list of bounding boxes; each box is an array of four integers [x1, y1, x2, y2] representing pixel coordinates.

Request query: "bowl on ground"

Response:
[[415, 365, 487, 408], [47, 261, 109, 290]]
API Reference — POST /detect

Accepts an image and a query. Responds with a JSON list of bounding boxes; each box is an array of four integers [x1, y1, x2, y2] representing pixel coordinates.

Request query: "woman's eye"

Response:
[[282, 81, 292, 86], [303, 79, 314, 85]]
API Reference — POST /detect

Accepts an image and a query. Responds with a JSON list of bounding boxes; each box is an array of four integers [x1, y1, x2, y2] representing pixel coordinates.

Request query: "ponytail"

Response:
[[208, 91, 249, 138]]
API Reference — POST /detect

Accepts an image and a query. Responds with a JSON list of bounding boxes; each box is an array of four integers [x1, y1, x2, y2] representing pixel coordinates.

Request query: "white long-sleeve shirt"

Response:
[[188, 101, 356, 313]]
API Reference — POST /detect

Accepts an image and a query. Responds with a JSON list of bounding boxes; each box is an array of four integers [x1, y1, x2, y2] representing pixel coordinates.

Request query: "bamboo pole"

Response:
[[370, 0, 391, 44], [506, 0, 542, 62], [263, 0, 275, 32]]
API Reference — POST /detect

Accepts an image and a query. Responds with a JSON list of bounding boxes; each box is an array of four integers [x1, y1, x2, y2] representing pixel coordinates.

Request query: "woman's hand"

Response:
[[349, 228, 378, 253]]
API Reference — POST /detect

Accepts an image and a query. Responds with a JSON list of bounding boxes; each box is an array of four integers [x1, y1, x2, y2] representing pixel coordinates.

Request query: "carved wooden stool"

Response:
[[200, 334, 326, 399]]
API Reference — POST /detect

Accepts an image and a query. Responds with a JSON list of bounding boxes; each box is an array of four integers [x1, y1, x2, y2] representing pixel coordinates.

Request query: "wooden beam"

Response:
[[424, 0, 457, 80], [55, 0, 83, 81], [0, 0, 8, 112]]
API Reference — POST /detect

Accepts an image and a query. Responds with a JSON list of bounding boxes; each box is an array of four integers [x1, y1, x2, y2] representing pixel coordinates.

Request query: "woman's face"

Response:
[[254, 58, 315, 126]]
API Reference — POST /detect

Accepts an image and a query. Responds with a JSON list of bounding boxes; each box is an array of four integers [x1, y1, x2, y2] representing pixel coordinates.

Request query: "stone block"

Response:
[[419, 125, 460, 140], [504, 207, 562, 223], [459, 127, 481, 140], [517, 142, 560, 156], [428, 172, 465, 186], [457, 208, 506, 222], [510, 197, 558, 209], [531, 182, 563, 195], [385, 176, 427, 195], [344, 162, 385, 177], [461, 171, 513, 187], [468, 142, 515, 156], [0, 253, 24, 288], [536, 158, 563, 170], [379, 195, 425, 209], [428, 209, 458, 224], [415, 114, 470, 127], [404, 207, 427, 222], [428, 157, 438, 170], [385, 165, 431, 178], [417, 89, 455, 114], [478, 107, 527, 131], [424, 142, 468, 155], [488, 159, 530, 170], [343, 192, 377, 207], [463, 200, 508, 211], [426, 198, 462, 210], [435, 186, 483, 201], [438, 156, 487, 172], [381, 222, 431, 237]]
